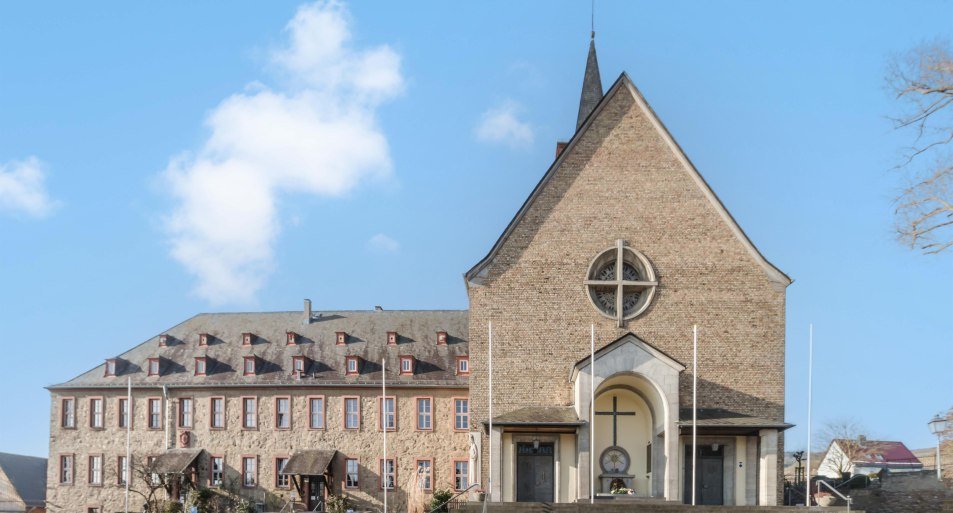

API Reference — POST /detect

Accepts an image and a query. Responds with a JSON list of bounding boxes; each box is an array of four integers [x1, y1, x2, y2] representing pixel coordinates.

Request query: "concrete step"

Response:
[[457, 502, 859, 513]]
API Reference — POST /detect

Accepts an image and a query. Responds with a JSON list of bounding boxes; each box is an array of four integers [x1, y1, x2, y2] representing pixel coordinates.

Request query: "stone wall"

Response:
[[467, 79, 787, 499], [851, 472, 953, 513], [47, 387, 469, 513]]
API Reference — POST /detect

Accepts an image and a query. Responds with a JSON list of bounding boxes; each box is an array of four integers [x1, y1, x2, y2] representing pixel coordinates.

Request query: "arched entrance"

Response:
[[593, 376, 654, 495]]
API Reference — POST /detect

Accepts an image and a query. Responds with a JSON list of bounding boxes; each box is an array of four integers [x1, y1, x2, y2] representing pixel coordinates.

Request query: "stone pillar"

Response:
[[758, 429, 778, 505], [734, 436, 747, 505], [577, 422, 591, 500], [663, 398, 679, 500], [490, 426, 502, 501]]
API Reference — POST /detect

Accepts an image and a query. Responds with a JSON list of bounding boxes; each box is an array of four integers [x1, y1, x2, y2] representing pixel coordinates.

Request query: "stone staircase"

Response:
[[456, 502, 858, 513]]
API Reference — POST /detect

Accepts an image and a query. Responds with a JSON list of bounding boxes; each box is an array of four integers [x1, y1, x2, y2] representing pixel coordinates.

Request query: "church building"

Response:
[[45, 35, 791, 512]]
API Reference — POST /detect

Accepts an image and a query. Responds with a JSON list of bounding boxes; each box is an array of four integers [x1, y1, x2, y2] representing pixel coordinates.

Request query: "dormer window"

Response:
[[286, 332, 297, 346], [336, 332, 347, 346], [158, 334, 168, 347], [104, 359, 117, 377], [456, 356, 470, 375], [292, 356, 307, 376], [436, 331, 448, 345], [195, 357, 207, 376], [199, 333, 209, 346], [243, 356, 257, 376], [345, 356, 360, 376], [147, 358, 160, 377], [242, 333, 253, 346], [387, 331, 397, 346], [399, 356, 415, 375]]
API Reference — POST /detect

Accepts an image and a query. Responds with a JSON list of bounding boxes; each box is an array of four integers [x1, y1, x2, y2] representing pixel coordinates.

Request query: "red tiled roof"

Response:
[[836, 439, 921, 464]]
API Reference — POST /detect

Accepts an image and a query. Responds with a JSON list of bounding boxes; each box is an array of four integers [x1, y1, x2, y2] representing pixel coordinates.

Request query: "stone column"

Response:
[[577, 422, 591, 500], [758, 429, 778, 505], [490, 426, 502, 501]]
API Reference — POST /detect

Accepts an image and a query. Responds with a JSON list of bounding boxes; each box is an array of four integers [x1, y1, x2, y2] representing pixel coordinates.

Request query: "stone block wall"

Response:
[[47, 387, 469, 512]]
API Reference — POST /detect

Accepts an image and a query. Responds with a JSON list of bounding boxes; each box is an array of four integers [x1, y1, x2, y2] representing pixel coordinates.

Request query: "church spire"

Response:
[[576, 31, 603, 131]]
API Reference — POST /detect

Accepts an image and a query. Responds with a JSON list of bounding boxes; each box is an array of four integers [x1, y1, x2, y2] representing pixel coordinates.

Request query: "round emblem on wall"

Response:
[[600, 446, 631, 474], [585, 240, 658, 325]]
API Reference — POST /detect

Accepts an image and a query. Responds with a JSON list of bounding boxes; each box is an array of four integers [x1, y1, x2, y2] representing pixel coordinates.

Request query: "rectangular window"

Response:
[[105, 359, 116, 377], [118, 398, 130, 429], [243, 357, 256, 376], [62, 398, 75, 428], [194, 358, 207, 376], [178, 398, 193, 428], [59, 455, 73, 484], [275, 397, 290, 429], [416, 459, 432, 491], [416, 398, 432, 430], [345, 458, 359, 488], [400, 356, 413, 375], [380, 458, 395, 490], [292, 357, 305, 375], [243, 397, 257, 429], [90, 398, 103, 429], [380, 397, 396, 431], [210, 456, 224, 487], [88, 455, 102, 485], [454, 399, 469, 431], [148, 358, 159, 376], [309, 397, 325, 429], [147, 456, 159, 486], [117, 456, 128, 486], [453, 460, 469, 491], [344, 397, 359, 430], [210, 397, 225, 429], [242, 456, 257, 487], [148, 398, 161, 429], [346, 357, 358, 375], [275, 458, 289, 488], [457, 356, 469, 375]]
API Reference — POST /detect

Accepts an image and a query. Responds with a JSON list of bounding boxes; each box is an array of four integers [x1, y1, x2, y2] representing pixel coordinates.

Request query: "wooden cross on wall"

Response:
[[595, 395, 636, 446]]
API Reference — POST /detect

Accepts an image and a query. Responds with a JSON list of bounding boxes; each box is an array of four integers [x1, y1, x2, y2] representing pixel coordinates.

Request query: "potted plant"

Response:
[[814, 492, 836, 507], [476, 488, 486, 502]]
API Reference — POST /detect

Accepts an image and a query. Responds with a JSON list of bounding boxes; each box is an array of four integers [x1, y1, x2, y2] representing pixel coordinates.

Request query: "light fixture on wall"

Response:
[[533, 438, 540, 450], [711, 443, 720, 452]]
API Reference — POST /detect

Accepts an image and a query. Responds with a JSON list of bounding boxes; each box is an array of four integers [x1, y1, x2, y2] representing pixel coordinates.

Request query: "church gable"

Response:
[[465, 73, 790, 289]]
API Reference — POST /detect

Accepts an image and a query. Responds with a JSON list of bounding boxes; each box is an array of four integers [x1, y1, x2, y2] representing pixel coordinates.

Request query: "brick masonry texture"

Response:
[[47, 387, 468, 512], [466, 79, 787, 495]]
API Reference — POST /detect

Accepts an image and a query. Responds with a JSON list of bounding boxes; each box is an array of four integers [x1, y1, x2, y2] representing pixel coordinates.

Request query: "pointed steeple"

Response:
[[576, 31, 603, 131]]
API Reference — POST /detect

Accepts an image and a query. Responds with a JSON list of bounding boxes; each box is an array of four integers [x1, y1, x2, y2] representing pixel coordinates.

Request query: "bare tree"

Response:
[[888, 41, 953, 254], [816, 418, 869, 477]]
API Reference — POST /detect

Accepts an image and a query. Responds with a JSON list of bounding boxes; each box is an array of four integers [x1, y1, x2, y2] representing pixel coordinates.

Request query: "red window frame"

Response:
[[345, 356, 360, 376], [274, 396, 292, 430], [158, 334, 168, 347], [286, 331, 297, 345], [241, 396, 258, 430], [275, 456, 291, 488], [104, 359, 117, 377], [117, 455, 129, 486], [177, 397, 193, 428], [436, 331, 448, 345], [117, 397, 132, 429], [415, 396, 433, 431], [147, 358, 160, 377], [378, 396, 397, 432], [242, 332, 253, 346], [198, 333, 209, 346], [452, 397, 469, 432], [456, 356, 470, 375], [88, 397, 104, 430], [194, 357, 207, 376], [387, 331, 397, 346], [398, 355, 415, 375], [415, 458, 434, 491], [146, 397, 162, 430], [61, 397, 76, 429], [379, 457, 397, 490], [307, 395, 326, 430], [87, 454, 104, 486], [208, 454, 225, 487], [243, 356, 256, 376], [58, 453, 74, 485], [209, 396, 226, 430], [336, 331, 346, 345], [292, 356, 306, 376], [342, 396, 360, 431], [452, 459, 470, 491], [241, 455, 258, 488], [343, 458, 359, 489]]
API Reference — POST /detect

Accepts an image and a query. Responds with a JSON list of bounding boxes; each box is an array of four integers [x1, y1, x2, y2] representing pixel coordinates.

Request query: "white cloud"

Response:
[[161, 0, 403, 304], [474, 100, 535, 149], [0, 157, 57, 218], [366, 233, 399, 253]]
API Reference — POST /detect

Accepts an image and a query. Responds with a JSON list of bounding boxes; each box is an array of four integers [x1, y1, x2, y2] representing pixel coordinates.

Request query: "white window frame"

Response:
[[454, 460, 469, 491], [454, 399, 469, 431], [417, 398, 432, 430]]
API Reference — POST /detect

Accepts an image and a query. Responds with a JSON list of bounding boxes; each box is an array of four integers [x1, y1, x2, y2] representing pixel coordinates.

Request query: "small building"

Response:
[[818, 439, 923, 478], [0, 452, 47, 513]]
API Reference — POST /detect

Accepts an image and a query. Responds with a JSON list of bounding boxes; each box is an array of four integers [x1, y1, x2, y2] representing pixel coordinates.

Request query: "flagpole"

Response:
[[382, 357, 387, 513], [590, 323, 595, 503], [805, 324, 813, 506], [124, 376, 131, 513], [692, 325, 697, 506], [487, 321, 493, 505]]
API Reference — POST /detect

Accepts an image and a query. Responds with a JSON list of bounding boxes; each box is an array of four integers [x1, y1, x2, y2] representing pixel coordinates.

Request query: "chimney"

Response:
[[555, 141, 569, 158], [303, 299, 312, 325]]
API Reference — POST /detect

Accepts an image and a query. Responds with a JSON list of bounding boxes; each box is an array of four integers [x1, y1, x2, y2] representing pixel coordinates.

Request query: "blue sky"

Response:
[[0, 1, 950, 458]]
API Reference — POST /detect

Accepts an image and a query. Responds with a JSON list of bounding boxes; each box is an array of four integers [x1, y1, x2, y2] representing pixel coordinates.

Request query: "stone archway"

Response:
[[572, 333, 685, 500], [592, 378, 654, 495]]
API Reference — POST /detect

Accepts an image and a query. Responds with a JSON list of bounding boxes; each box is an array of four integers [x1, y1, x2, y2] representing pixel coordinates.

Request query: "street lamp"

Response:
[[928, 414, 948, 480]]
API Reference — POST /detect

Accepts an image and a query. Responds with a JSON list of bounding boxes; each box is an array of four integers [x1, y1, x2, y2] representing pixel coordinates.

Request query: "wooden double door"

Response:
[[516, 442, 555, 502], [683, 445, 724, 505]]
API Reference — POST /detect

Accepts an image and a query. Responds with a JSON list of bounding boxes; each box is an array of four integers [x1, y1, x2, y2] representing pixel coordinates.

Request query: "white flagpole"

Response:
[[590, 323, 595, 503], [383, 357, 387, 513], [488, 321, 493, 504], [124, 376, 131, 513], [692, 325, 698, 506], [805, 324, 813, 506]]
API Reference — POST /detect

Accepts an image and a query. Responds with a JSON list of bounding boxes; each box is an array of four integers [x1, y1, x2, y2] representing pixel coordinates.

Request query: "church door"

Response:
[[683, 445, 724, 505], [516, 442, 555, 502]]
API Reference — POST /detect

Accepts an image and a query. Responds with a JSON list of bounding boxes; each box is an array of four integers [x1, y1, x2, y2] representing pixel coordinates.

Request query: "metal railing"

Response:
[[428, 483, 480, 513], [817, 479, 853, 512]]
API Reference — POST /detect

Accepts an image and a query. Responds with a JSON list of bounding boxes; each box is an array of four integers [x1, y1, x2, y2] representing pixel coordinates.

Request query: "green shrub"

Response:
[[161, 501, 183, 513], [326, 494, 351, 513], [428, 488, 454, 513]]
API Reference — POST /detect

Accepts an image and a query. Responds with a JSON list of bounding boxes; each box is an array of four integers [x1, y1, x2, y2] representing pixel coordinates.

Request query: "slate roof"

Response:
[[151, 449, 203, 474], [677, 408, 793, 431], [50, 309, 468, 389], [577, 33, 604, 131], [281, 450, 337, 476], [487, 406, 583, 426], [0, 452, 47, 508]]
